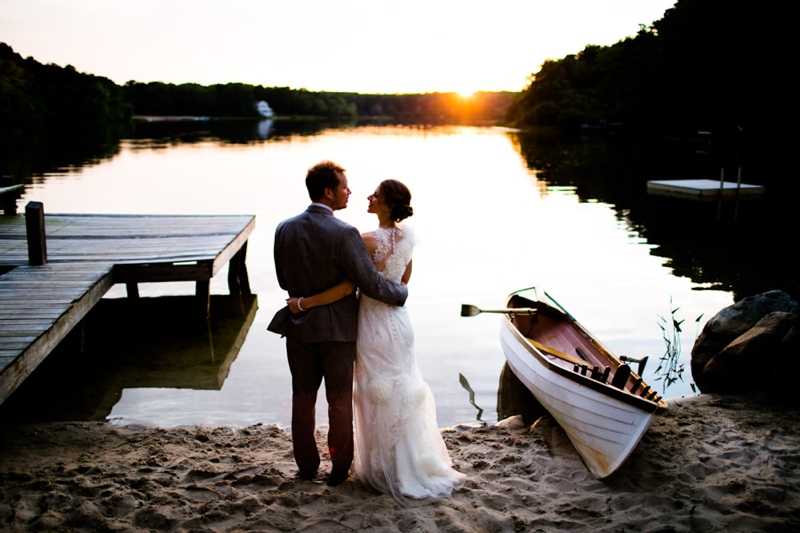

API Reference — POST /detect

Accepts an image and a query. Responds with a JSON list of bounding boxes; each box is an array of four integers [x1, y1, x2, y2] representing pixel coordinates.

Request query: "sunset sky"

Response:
[[1, 0, 676, 94]]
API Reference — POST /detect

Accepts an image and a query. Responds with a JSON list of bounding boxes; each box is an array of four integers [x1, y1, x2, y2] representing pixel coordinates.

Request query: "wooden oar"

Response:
[[460, 304, 536, 317]]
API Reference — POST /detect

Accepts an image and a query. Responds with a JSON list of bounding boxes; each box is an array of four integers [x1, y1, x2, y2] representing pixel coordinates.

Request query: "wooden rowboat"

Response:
[[495, 287, 667, 479]]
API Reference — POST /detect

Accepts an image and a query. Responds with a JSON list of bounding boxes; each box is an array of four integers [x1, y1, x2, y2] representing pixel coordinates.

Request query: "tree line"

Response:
[[1, 42, 513, 128], [505, 0, 776, 139], [4, 0, 773, 138], [123, 81, 514, 122], [1, 43, 131, 125]]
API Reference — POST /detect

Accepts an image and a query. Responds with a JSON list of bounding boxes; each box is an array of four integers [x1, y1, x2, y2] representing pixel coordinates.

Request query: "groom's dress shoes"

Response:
[[327, 470, 349, 486], [297, 469, 317, 480]]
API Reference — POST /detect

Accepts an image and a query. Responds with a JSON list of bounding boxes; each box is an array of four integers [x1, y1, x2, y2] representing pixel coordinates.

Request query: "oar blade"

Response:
[[461, 304, 482, 317]]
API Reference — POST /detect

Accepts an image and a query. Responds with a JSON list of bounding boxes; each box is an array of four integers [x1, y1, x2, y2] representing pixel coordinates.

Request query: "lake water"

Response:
[[1, 119, 792, 428]]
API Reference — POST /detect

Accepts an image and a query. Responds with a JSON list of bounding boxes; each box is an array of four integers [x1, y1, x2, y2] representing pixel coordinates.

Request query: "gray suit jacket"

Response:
[[268, 205, 408, 342]]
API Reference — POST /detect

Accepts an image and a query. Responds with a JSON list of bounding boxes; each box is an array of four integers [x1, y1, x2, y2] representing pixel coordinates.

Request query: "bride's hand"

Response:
[[286, 297, 304, 314]]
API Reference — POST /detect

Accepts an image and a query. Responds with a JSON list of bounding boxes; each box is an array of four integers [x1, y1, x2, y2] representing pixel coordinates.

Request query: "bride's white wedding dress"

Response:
[[353, 227, 466, 501]]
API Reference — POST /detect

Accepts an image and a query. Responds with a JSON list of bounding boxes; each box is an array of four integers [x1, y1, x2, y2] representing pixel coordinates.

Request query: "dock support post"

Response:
[[717, 168, 724, 222], [196, 280, 211, 319], [25, 201, 47, 266], [734, 167, 742, 221], [227, 241, 251, 295], [126, 283, 140, 299], [2, 196, 17, 216]]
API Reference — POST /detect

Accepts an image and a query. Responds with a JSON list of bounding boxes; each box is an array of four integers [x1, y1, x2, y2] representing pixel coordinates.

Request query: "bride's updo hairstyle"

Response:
[[380, 179, 413, 222]]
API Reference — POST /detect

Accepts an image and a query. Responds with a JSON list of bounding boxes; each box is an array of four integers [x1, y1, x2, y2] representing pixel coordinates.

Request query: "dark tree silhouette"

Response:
[[506, 0, 776, 139]]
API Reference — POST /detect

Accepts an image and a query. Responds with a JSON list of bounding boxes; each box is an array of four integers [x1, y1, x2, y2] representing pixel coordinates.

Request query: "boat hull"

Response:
[[499, 289, 665, 479]]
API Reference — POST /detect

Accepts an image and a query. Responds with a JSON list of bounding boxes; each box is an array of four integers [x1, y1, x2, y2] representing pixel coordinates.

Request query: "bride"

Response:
[[286, 179, 466, 501]]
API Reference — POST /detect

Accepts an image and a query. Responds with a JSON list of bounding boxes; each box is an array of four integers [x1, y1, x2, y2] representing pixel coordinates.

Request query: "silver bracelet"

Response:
[[297, 297, 305, 312]]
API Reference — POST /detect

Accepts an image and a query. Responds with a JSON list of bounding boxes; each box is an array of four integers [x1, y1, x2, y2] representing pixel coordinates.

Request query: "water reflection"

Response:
[[1, 121, 794, 427], [127, 117, 358, 147], [0, 123, 128, 185], [0, 119, 341, 186], [511, 131, 798, 301], [257, 119, 273, 139], [0, 295, 258, 423], [457, 373, 484, 421]]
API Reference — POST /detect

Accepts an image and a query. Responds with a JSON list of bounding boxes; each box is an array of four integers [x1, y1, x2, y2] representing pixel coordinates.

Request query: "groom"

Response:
[[268, 160, 408, 486]]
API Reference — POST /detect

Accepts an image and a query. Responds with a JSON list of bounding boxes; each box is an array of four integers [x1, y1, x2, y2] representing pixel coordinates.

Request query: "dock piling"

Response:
[[196, 280, 211, 319], [126, 283, 140, 298], [227, 241, 252, 295], [25, 201, 47, 266], [734, 167, 742, 221]]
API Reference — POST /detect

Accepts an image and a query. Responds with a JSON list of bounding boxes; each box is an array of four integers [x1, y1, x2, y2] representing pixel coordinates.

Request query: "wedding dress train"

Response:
[[353, 227, 466, 501]]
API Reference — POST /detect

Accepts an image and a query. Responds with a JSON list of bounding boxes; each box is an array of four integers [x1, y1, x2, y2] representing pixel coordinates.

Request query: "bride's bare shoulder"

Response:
[[361, 231, 377, 254]]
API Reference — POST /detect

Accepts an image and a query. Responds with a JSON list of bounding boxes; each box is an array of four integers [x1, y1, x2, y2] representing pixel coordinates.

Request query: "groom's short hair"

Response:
[[306, 161, 345, 201]]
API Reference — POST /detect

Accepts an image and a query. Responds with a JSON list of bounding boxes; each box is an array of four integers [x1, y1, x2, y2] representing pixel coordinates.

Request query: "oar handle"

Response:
[[480, 308, 537, 315], [461, 304, 537, 317]]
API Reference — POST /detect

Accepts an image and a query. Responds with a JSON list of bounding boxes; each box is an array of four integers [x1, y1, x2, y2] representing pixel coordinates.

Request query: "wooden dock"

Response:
[[0, 211, 255, 405], [647, 179, 765, 200], [0, 263, 114, 405]]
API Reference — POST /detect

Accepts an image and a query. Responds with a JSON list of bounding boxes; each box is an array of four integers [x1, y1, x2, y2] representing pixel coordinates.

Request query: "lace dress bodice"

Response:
[[370, 226, 413, 284]]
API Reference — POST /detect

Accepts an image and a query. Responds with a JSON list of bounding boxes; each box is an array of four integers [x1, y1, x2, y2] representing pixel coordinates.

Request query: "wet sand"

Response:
[[1, 393, 799, 532]]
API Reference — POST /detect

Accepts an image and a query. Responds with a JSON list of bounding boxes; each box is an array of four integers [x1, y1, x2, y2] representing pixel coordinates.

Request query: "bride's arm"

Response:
[[401, 259, 412, 286], [286, 279, 356, 314], [361, 231, 377, 257]]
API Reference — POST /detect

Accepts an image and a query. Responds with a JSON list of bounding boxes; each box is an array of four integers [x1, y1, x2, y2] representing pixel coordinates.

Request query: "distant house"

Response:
[[256, 101, 275, 118]]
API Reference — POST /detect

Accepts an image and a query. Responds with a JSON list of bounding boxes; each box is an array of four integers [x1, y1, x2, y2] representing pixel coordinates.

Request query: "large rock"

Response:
[[691, 290, 799, 392], [702, 312, 799, 392], [778, 326, 799, 361]]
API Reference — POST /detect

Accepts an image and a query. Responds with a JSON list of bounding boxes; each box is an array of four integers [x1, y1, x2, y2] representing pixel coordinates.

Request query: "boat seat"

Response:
[[572, 364, 613, 385], [574, 364, 589, 376], [611, 364, 631, 389]]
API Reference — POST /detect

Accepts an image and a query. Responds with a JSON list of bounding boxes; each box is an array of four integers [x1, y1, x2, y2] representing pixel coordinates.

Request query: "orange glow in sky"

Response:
[[1, 0, 677, 94]]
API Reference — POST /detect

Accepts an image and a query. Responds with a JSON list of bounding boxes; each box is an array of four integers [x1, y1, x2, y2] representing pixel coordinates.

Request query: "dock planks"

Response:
[[0, 213, 255, 405], [0, 214, 254, 271], [0, 262, 114, 404], [646, 179, 765, 199]]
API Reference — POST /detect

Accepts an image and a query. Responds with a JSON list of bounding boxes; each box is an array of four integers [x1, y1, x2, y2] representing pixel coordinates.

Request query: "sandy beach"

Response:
[[1, 393, 798, 532]]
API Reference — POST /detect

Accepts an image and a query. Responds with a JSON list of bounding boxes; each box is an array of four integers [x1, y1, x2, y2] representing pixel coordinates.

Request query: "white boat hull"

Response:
[[500, 319, 658, 479]]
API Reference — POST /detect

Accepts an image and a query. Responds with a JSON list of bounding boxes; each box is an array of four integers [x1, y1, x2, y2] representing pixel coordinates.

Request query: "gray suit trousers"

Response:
[[286, 337, 355, 477]]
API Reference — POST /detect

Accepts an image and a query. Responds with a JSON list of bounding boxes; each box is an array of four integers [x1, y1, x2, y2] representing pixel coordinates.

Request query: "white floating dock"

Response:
[[647, 179, 765, 200]]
